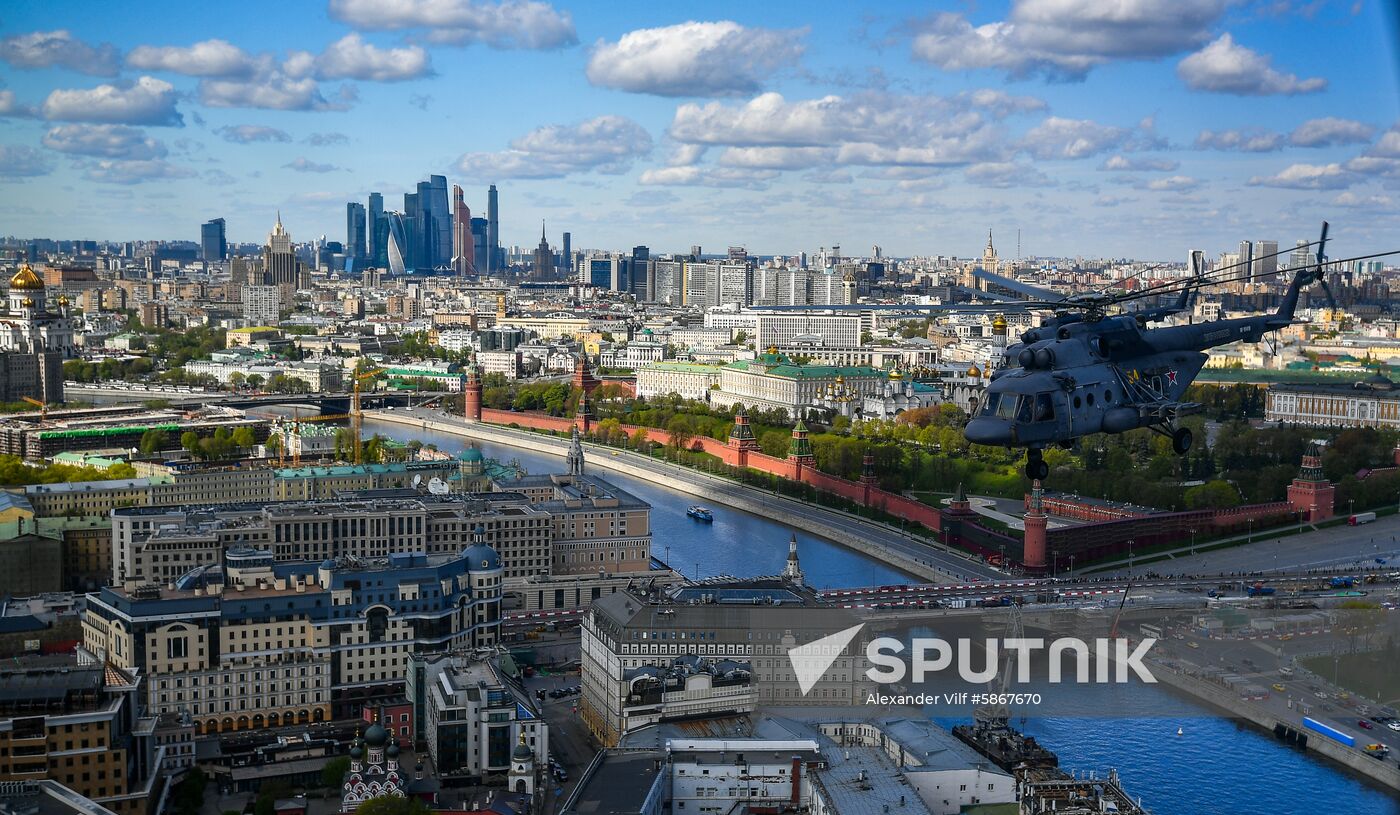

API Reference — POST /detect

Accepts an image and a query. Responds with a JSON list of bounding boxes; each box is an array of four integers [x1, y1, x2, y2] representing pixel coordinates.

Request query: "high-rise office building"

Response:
[[385, 213, 409, 277], [346, 202, 366, 267], [369, 192, 386, 268], [201, 218, 226, 262], [532, 222, 552, 278], [471, 218, 489, 276], [486, 184, 500, 274], [452, 184, 474, 276], [417, 175, 451, 272], [1238, 240, 1254, 279], [262, 212, 301, 297], [402, 192, 419, 272], [561, 231, 571, 275], [1255, 240, 1279, 281]]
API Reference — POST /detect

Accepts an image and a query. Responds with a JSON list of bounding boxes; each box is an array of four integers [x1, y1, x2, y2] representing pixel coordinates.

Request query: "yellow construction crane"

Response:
[[21, 396, 47, 427], [351, 367, 385, 465]]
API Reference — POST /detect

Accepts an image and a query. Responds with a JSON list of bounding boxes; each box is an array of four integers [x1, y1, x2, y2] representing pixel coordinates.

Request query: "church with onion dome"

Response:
[[0, 264, 72, 404], [2, 264, 75, 357], [339, 713, 444, 813]]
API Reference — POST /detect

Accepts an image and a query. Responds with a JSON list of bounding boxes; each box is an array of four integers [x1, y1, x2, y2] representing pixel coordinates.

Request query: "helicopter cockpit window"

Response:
[[1016, 395, 1033, 423], [981, 392, 1001, 417], [1033, 393, 1055, 422], [995, 393, 1020, 420]]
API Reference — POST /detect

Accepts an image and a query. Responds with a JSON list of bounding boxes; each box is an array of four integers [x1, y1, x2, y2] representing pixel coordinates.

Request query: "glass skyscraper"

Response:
[[346, 202, 366, 267], [201, 218, 226, 262]]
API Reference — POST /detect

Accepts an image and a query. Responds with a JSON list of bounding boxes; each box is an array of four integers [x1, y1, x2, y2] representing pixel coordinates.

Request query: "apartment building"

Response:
[[83, 543, 503, 732]]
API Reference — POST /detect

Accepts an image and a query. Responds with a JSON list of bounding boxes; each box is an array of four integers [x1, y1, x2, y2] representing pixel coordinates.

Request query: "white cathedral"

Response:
[[1, 265, 75, 357]]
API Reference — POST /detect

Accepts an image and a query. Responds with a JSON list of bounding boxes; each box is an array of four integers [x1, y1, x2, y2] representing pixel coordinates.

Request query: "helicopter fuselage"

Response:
[[963, 310, 1288, 449]]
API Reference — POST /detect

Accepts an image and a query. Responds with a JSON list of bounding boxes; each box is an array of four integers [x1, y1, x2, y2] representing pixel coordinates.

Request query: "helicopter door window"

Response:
[[1034, 393, 1055, 422], [1016, 396, 1033, 423]]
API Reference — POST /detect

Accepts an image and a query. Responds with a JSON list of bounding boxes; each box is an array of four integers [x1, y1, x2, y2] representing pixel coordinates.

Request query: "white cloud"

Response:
[[1288, 117, 1374, 147], [0, 90, 38, 118], [1098, 155, 1179, 171], [1140, 175, 1199, 191], [284, 157, 342, 173], [1332, 191, 1394, 208], [0, 30, 120, 76], [199, 74, 346, 111], [42, 124, 167, 159], [41, 77, 183, 126], [639, 165, 777, 189], [83, 159, 195, 184], [306, 132, 350, 146], [1194, 128, 1284, 152], [127, 39, 261, 78], [1247, 162, 1353, 189], [911, 0, 1228, 80], [956, 89, 1048, 117], [216, 125, 293, 144], [1019, 116, 1128, 159], [1362, 126, 1400, 158], [716, 146, 835, 170], [455, 115, 652, 179], [328, 0, 576, 49], [1177, 34, 1326, 95], [668, 92, 1007, 167], [0, 145, 53, 178], [298, 34, 432, 82], [586, 21, 803, 97], [964, 162, 1053, 188]]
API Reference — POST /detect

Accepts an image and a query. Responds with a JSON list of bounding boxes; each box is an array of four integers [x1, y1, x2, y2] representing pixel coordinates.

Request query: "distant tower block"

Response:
[[1022, 480, 1048, 573], [1287, 441, 1335, 521]]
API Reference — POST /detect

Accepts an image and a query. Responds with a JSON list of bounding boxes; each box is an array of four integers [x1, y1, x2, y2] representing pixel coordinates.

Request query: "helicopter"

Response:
[[960, 222, 1356, 480], [754, 222, 1396, 482]]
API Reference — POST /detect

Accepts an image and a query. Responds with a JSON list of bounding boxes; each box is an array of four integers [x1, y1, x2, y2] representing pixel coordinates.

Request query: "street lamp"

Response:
[[1069, 554, 1075, 578], [1127, 539, 1135, 572], [1190, 527, 1197, 556], [1247, 518, 1253, 545]]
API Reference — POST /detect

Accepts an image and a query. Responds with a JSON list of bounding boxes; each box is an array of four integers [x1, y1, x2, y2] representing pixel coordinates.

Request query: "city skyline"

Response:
[[0, 1, 1398, 258]]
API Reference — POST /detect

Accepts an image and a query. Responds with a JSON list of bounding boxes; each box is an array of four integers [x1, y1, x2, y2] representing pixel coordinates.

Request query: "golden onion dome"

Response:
[[991, 314, 1008, 333], [9, 265, 43, 291], [21, 297, 34, 308], [967, 364, 981, 378], [888, 369, 903, 381], [835, 374, 845, 384], [57, 295, 69, 307]]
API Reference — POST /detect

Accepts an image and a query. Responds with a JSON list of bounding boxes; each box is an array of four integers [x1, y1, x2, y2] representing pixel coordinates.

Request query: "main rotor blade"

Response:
[[972, 269, 1067, 302]]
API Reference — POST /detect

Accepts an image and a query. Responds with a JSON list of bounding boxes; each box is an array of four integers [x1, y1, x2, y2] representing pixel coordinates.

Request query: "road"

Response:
[[393, 406, 1006, 582], [1111, 513, 1400, 578]]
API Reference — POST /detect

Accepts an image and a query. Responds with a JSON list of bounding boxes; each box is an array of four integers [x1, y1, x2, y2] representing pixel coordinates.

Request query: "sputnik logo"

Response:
[[787, 623, 865, 696]]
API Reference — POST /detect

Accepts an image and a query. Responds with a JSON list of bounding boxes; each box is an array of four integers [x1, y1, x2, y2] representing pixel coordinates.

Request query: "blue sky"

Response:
[[1, 0, 1398, 260]]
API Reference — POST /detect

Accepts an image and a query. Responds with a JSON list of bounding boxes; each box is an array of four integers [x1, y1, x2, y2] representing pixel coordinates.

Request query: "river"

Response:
[[366, 417, 1400, 814]]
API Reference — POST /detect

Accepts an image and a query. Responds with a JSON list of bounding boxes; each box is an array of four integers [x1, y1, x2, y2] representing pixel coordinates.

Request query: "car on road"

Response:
[[1315, 692, 1328, 699], [1272, 683, 1287, 692], [1358, 719, 1374, 729], [1187, 641, 1199, 649], [1389, 722, 1400, 732]]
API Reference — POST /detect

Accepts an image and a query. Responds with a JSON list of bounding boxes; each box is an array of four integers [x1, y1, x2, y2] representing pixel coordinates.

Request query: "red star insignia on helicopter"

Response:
[[1165, 370, 1178, 386]]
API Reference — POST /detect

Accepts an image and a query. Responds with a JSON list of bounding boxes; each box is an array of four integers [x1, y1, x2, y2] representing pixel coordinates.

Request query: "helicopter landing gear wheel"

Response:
[[1171, 426, 1193, 455], [1025, 450, 1049, 482]]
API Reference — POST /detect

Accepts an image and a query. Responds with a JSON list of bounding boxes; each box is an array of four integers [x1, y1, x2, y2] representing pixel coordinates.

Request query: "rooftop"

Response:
[[558, 750, 664, 815]]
